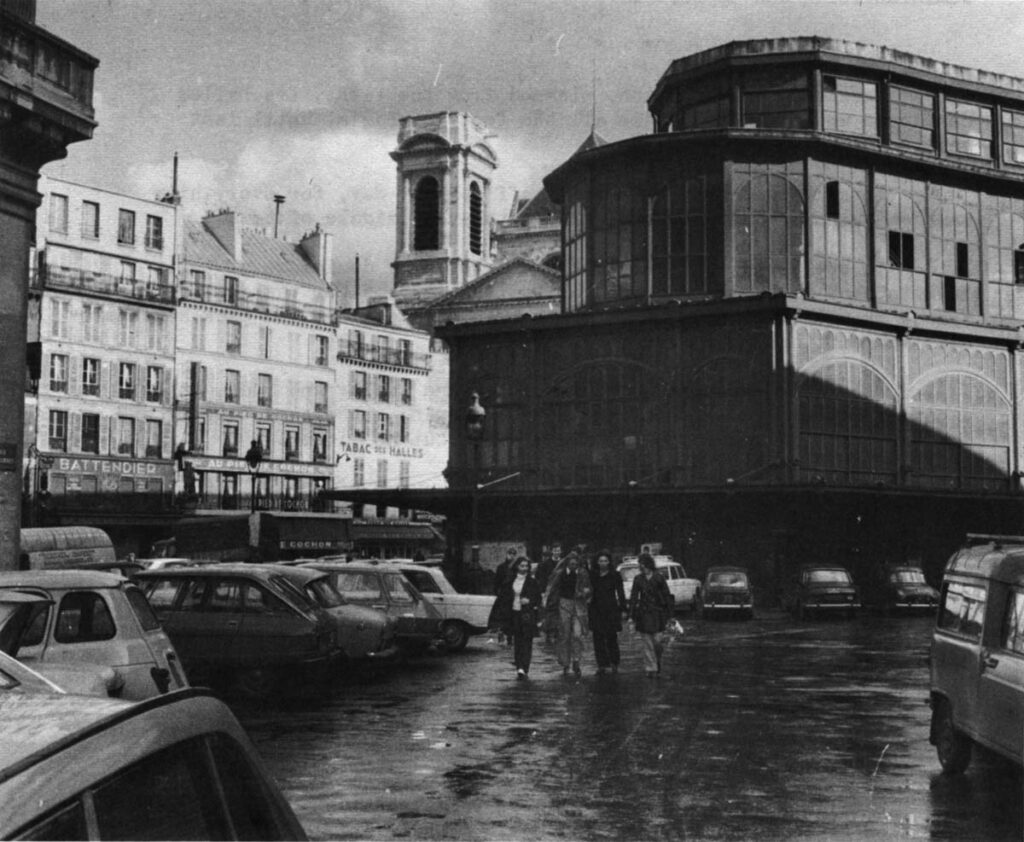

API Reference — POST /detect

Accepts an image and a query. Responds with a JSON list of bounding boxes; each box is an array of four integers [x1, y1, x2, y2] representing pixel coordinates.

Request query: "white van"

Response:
[[929, 534, 1024, 773]]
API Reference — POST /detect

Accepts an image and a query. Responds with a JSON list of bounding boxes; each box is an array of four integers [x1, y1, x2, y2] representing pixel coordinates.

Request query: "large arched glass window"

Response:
[[732, 162, 805, 294], [469, 182, 482, 256], [413, 176, 440, 251]]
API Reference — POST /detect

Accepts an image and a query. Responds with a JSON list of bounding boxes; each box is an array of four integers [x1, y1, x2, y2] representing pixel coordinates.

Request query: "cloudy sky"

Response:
[[37, 0, 1024, 305]]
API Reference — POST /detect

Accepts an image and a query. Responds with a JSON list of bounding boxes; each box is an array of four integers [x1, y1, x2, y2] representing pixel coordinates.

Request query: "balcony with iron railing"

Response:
[[36, 265, 175, 305], [337, 343, 432, 371], [184, 491, 342, 514], [182, 280, 337, 326]]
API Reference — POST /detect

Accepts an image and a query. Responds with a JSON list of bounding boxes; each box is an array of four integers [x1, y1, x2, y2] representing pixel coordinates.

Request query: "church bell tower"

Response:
[[390, 112, 497, 320]]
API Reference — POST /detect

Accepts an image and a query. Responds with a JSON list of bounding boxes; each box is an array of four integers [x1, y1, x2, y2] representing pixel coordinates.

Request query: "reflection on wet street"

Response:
[[236, 614, 1022, 841]]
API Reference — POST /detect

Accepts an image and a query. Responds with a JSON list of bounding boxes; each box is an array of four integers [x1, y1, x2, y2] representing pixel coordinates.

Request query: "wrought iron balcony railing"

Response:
[[181, 280, 337, 326], [39, 265, 175, 305], [337, 344, 432, 371]]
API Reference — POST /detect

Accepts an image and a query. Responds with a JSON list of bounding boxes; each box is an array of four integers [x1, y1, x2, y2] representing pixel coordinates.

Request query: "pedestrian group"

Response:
[[488, 547, 675, 680]]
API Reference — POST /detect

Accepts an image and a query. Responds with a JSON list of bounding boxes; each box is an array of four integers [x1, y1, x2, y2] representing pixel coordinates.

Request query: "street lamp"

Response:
[[244, 440, 263, 513], [465, 393, 486, 564]]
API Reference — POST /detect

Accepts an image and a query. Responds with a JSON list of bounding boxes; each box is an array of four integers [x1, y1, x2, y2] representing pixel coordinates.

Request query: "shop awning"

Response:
[[350, 522, 443, 543]]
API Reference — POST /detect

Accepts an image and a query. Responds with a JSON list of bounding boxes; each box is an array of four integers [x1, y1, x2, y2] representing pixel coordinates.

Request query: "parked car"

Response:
[[701, 566, 754, 619], [300, 559, 444, 656], [618, 555, 702, 611], [0, 569, 188, 700], [864, 563, 939, 614], [0, 686, 307, 839], [929, 534, 1024, 774], [786, 565, 861, 619], [384, 560, 495, 651], [271, 565, 399, 662], [135, 564, 342, 699]]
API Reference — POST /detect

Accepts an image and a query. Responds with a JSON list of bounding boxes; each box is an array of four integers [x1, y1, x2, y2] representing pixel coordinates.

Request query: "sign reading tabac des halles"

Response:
[[339, 441, 425, 459]]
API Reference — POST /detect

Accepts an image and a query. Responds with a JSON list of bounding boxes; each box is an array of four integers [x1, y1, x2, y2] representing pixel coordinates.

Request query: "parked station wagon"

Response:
[[619, 555, 702, 611], [136, 565, 341, 699], [0, 687, 307, 839], [299, 559, 444, 656], [0, 570, 188, 700], [385, 560, 495, 651], [786, 565, 860, 619], [929, 534, 1024, 774]]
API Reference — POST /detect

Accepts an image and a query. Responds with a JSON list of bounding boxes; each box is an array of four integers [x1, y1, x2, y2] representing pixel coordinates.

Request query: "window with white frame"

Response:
[[348, 330, 364, 357], [189, 269, 206, 299], [118, 310, 138, 348], [314, 335, 329, 366], [146, 366, 163, 403], [49, 299, 70, 339], [49, 354, 68, 393], [145, 419, 162, 457], [147, 266, 165, 295], [145, 215, 163, 250], [352, 410, 366, 439], [226, 321, 241, 354], [257, 373, 272, 408], [376, 459, 388, 488], [81, 200, 99, 239], [224, 275, 238, 305], [222, 421, 238, 456], [118, 362, 136, 400], [353, 458, 365, 487], [81, 413, 99, 454], [398, 339, 412, 366], [49, 194, 68, 234], [82, 357, 100, 396], [256, 423, 271, 457], [224, 370, 240, 404], [374, 335, 389, 363], [146, 313, 167, 352], [284, 426, 299, 461], [49, 409, 68, 451], [378, 375, 390, 403], [399, 461, 410, 488], [313, 430, 327, 462], [353, 371, 366, 400], [401, 378, 412, 405], [120, 262, 136, 285], [117, 209, 136, 245], [117, 416, 136, 455], [314, 381, 328, 413], [191, 317, 206, 351], [82, 303, 102, 343]]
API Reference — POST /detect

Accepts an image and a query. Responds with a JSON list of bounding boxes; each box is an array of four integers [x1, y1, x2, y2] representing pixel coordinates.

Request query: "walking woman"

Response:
[[588, 550, 627, 674], [628, 553, 673, 677], [544, 550, 592, 676], [491, 556, 543, 679]]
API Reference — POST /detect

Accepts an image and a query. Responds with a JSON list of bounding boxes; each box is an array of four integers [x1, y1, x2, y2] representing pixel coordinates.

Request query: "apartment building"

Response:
[[175, 211, 338, 516], [28, 177, 177, 541]]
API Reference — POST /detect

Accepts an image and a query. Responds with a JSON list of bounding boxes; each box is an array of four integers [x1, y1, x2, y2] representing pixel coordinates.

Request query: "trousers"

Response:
[[557, 598, 586, 666], [638, 630, 665, 672], [510, 611, 534, 673]]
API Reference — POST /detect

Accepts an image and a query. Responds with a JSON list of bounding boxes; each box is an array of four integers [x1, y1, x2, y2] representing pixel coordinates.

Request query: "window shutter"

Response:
[[164, 367, 173, 406], [101, 361, 111, 399], [349, 410, 354, 437], [99, 415, 110, 456], [70, 412, 82, 451], [108, 416, 118, 453], [69, 357, 80, 396], [162, 419, 173, 458]]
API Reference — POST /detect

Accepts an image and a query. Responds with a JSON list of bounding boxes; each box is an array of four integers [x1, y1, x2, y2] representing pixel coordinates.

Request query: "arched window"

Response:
[[414, 177, 440, 251], [469, 182, 482, 256]]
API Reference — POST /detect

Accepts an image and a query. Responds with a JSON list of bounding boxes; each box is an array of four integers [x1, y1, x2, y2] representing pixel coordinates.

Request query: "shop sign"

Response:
[[339, 441, 425, 459]]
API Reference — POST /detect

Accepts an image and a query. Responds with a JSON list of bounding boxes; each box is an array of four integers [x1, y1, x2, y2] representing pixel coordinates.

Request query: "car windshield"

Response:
[[709, 571, 747, 587], [891, 569, 927, 584], [332, 571, 383, 601], [806, 569, 852, 585], [382, 573, 415, 604], [306, 577, 343, 608]]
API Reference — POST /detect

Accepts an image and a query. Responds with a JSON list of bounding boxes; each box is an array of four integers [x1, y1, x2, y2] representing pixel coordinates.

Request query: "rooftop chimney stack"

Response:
[[273, 194, 285, 238]]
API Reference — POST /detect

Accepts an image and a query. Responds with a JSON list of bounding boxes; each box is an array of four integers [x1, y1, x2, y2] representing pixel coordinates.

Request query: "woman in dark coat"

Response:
[[628, 553, 674, 676], [588, 550, 627, 674], [489, 556, 543, 679]]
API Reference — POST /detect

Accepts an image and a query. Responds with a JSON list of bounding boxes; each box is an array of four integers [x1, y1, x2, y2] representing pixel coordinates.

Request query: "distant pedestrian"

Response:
[[588, 550, 627, 674], [628, 553, 673, 677], [491, 556, 543, 679], [544, 550, 592, 676], [535, 543, 560, 642], [493, 546, 519, 596]]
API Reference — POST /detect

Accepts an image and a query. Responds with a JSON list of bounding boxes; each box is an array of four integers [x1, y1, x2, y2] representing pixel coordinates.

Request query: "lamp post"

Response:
[[244, 440, 263, 513], [465, 393, 486, 564]]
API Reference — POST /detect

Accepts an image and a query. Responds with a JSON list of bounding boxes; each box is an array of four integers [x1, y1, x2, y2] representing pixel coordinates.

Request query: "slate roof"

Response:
[[182, 219, 328, 290], [512, 130, 607, 220]]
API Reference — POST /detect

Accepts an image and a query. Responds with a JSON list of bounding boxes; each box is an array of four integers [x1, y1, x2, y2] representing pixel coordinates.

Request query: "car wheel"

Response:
[[234, 667, 281, 700], [934, 700, 972, 775], [441, 620, 469, 652]]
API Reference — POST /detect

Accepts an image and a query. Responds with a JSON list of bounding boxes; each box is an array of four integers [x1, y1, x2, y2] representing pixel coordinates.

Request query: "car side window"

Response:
[[54, 591, 115, 643], [1000, 588, 1024, 654], [242, 584, 290, 615], [125, 587, 161, 631], [16, 800, 87, 840], [179, 579, 210, 612], [208, 580, 244, 612], [140, 578, 182, 612], [384, 573, 415, 604], [405, 570, 441, 594], [210, 733, 293, 839], [20, 603, 50, 647], [334, 572, 382, 601], [938, 581, 986, 640]]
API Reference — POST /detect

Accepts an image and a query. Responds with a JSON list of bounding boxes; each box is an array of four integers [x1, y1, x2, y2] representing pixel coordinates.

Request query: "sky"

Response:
[[36, 0, 1024, 306]]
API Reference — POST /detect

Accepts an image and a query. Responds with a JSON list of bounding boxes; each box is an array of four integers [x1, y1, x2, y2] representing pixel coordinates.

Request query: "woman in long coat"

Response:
[[628, 553, 673, 676], [588, 550, 627, 673], [489, 556, 543, 679], [543, 550, 592, 676]]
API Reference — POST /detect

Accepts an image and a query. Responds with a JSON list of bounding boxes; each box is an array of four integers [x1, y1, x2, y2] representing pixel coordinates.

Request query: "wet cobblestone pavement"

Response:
[[235, 613, 1022, 841]]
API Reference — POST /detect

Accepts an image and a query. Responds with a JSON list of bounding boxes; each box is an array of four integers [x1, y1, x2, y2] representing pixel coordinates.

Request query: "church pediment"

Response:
[[431, 258, 560, 306]]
